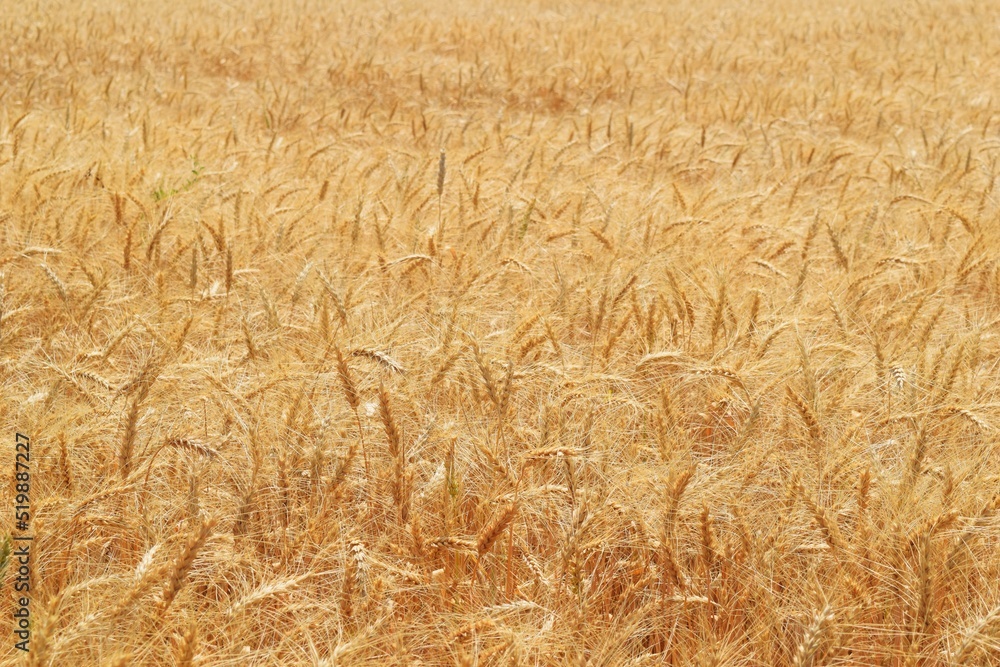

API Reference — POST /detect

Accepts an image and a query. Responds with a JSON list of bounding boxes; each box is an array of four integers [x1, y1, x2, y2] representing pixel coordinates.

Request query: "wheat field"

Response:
[[2, 0, 1000, 664]]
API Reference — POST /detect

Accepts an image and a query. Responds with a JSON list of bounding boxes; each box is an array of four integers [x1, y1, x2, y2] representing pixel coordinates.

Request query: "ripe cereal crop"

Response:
[[2, 0, 1000, 664]]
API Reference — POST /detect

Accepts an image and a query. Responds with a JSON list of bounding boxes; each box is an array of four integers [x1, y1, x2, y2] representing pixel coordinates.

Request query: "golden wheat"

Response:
[[2, 0, 1000, 664]]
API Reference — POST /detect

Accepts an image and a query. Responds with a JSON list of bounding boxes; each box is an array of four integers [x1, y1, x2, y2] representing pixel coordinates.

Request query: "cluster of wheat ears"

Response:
[[1, 0, 1000, 664]]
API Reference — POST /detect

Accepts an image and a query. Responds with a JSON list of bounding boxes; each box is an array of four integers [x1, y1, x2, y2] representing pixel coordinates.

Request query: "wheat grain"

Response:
[[157, 516, 217, 613], [9, 2, 1000, 663]]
